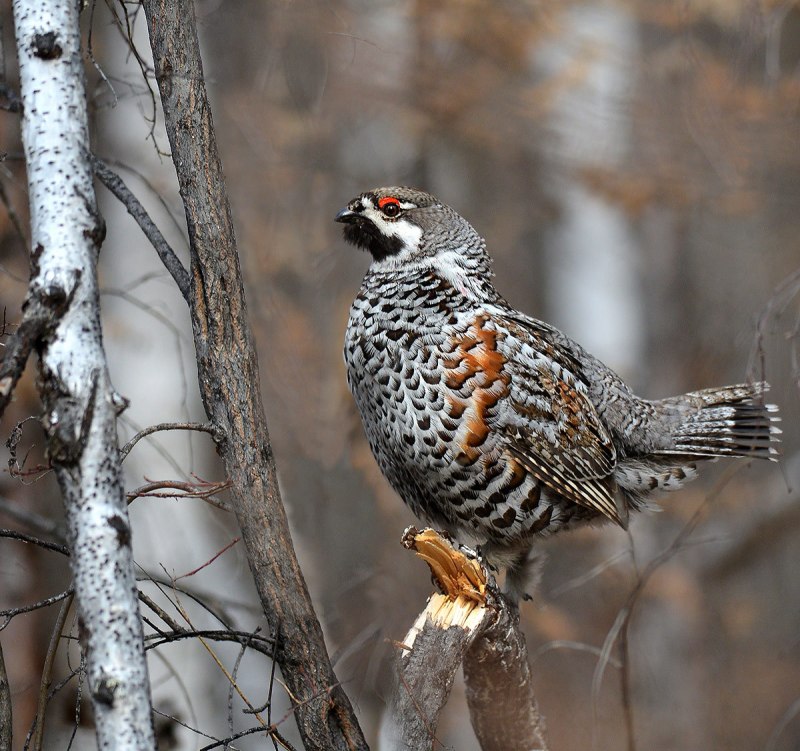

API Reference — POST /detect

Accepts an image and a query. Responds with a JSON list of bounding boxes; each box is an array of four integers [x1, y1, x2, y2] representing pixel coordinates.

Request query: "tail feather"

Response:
[[657, 382, 781, 462]]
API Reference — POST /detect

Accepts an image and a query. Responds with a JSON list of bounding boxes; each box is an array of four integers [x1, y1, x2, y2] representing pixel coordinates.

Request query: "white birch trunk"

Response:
[[12, 1, 155, 747]]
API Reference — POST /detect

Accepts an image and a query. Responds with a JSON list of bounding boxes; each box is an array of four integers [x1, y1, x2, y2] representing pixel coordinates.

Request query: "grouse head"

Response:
[[335, 187, 488, 274]]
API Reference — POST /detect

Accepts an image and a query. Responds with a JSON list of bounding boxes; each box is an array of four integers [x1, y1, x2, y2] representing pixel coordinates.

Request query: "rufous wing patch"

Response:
[[442, 315, 511, 466]]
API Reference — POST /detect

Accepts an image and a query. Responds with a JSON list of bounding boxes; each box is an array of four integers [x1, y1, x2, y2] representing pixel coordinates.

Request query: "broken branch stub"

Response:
[[390, 527, 548, 751]]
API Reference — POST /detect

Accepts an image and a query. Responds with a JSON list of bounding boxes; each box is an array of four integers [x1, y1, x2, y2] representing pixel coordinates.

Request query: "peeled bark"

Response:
[[11, 1, 155, 747], [389, 529, 548, 751]]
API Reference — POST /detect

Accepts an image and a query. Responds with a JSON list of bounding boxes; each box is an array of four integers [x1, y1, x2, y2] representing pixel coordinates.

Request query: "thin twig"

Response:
[[175, 537, 240, 581], [149, 651, 199, 741], [28, 592, 74, 751], [86, 0, 118, 108], [227, 630, 258, 744], [137, 590, 184, 633], [0, 528, 69, 556], [0, 640, 11, 751], [168, 582, 266, 726], [591, 463, 744, 751], [0, 307, 52, 421], [126, 478, 231, 512], [144, 629, 275, 656], [102, 0, 163, 153], [0, 589, 74, 631], [64, 655, 85, 751], [119, 421, 216, 460], [90, 156, 190, 300]]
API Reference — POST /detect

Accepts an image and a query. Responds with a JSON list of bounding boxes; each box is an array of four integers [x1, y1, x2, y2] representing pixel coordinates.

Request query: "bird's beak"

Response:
[[335, 207, 358, 223]]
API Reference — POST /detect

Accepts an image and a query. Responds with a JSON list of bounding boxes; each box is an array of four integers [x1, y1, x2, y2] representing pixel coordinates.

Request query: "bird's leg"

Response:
[[503, 545, 546, 604]]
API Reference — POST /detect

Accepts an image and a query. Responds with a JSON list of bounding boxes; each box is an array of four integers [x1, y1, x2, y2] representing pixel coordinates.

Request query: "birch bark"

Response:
[[12, 0, 155, 747]]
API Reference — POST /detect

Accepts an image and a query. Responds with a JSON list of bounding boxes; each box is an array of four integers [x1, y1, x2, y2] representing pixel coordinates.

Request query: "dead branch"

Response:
[[126, 478, 231, 511], [0, 528, 69, 557], [0, 589, 73, 630], [0, 305, 54, 422], [389, 528, 548, 751], [140, 2, 368, 748], [29, 592, 73, 751], [119, 420, 216, 460], [0, 641, 10, 751], [90, 156, 190, 301]]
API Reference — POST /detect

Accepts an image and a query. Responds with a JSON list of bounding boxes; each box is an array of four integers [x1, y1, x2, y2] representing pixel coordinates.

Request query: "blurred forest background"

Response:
[[1, 0, 799, 749]]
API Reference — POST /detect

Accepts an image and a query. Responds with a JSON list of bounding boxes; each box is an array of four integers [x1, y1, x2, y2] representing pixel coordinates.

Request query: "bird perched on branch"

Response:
[[337, 187, 780, 601]]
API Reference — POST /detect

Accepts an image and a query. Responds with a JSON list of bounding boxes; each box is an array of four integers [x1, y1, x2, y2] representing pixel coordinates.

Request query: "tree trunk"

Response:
[[140, 1, 368, 749], [11, 0, 155, 748]]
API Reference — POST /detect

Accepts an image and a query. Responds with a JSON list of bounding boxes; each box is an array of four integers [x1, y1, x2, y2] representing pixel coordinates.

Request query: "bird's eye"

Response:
[[378, 196, 401, 218]]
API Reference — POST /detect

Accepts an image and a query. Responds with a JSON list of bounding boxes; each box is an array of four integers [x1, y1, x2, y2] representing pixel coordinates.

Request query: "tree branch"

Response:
[[119, 420, 216, 460], [388, 528, 548, 751], [139, 2, 367, 749], [90, 155, 191, 302], [0, 641, 11, 751], [29, 592, 74, 751], [0, 305, 51, 421]]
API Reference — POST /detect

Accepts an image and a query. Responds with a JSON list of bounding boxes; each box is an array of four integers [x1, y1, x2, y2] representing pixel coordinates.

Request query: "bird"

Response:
[[336, 186, 781, 601]]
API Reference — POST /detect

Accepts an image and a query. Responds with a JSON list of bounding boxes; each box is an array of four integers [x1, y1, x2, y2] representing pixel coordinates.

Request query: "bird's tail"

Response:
[[655, 382, 781, 461]]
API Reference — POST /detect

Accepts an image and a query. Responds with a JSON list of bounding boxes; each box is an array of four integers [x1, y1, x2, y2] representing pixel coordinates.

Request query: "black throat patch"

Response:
[[342, 218, 404, 262]]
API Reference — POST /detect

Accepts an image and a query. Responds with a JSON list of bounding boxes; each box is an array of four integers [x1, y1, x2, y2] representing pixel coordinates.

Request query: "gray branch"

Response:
[[11, 0, 155, 747], [90, 155, 191, 302]]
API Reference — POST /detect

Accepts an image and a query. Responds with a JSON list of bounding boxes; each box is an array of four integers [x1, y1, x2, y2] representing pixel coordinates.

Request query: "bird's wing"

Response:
[[444, 309, 625, 527]]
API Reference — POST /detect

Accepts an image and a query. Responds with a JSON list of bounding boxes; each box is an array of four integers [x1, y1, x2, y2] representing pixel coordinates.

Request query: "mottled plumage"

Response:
[[337, 187, 780, 599]]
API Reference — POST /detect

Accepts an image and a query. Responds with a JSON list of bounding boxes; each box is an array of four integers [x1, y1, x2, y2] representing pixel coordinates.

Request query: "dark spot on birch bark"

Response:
[[93, 675, 117, 707], [32, 33, 62, 60], [31, 243, 44, 276], [108, 514, 131, 548], [83, 217, 106, 247], [41, 284, 67, 309]]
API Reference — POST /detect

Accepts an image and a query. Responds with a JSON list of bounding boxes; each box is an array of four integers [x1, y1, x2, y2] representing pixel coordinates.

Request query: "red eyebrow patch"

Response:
[[378, 196, 400, 209]]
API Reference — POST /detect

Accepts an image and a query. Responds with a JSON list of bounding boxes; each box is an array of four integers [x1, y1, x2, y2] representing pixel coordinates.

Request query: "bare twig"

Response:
[[0, 641, 11, 751], [0, 528, 69, 557], [174, 536, 239, 581], [137, 590, 183, 634], [119, 420, 216, 460], [102, 0, 163, 153], [592, 464, 744, 751], [749, 265, 800, 393], [228, 629, 258, 740], [91, 156, 190, 300], [0, 306, 53, 421], [126, 478, 231, 511], [0, 589, 73, 631], [28, 593, 74, 751], [86, 0, 118, 108], [145, 629, 275, 656]]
